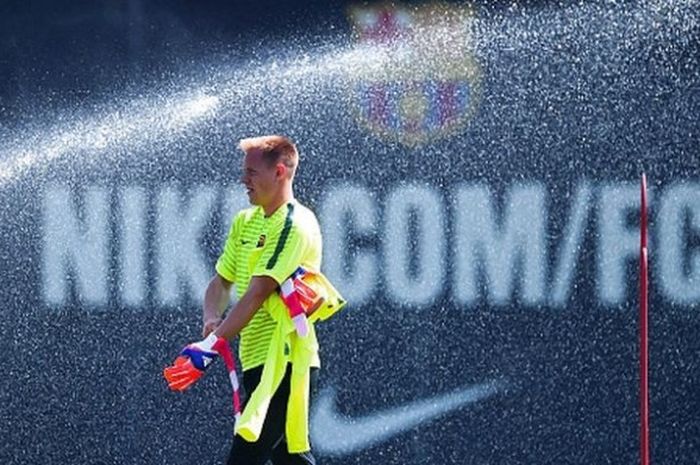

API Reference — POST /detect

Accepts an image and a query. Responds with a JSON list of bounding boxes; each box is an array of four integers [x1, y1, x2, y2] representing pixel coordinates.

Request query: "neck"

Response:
[[263, 187, 294, 216]]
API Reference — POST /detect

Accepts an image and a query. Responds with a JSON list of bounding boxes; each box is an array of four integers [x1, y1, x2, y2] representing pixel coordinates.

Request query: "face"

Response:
[[240, 148, 281, 207]]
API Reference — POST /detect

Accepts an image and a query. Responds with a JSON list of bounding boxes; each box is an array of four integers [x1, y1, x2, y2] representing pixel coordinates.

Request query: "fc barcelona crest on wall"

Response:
[[347, 2, 481, 146]]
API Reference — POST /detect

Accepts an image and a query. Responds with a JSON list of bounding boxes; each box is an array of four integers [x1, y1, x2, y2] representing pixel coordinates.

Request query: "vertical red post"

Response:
[[639, 173, 650, 465]]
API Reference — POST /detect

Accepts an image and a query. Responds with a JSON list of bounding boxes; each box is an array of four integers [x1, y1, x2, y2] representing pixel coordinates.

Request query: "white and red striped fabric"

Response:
[[212, 337, 242, 421]]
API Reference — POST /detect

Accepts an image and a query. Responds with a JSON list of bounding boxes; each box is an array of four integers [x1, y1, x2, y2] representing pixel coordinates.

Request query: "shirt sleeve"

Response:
[[253, 219, 307, 285], [215, 213, 241, 282]]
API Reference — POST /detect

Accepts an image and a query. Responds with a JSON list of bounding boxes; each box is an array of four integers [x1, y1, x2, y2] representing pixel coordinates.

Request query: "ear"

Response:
[[275, 163, 286, 179]]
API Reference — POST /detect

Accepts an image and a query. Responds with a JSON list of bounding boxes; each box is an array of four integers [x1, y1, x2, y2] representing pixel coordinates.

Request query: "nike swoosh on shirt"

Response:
[[310, 380, 503, 456]]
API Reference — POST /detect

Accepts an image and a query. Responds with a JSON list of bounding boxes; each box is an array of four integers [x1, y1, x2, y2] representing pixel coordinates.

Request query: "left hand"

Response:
[[163, 333, 228, 391]]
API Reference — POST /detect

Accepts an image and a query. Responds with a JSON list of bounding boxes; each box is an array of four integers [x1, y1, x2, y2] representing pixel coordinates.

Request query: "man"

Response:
[[165, 135, 341, 465]]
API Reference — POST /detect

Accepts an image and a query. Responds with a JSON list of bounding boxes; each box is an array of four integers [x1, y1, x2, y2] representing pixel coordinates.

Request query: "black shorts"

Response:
[[226, 364, 319, 465]]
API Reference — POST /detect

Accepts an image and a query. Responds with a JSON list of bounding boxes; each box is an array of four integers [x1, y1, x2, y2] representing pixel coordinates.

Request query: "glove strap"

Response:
[[212, 337, 242, 420]]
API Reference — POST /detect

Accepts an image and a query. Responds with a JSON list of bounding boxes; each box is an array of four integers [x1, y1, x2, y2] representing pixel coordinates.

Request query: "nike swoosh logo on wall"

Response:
[[310, 380, 503, 456]]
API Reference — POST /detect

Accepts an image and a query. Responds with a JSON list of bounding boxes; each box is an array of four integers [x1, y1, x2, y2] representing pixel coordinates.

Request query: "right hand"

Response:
[[202, 317, 222, 338], [163, 333, 228, 391]]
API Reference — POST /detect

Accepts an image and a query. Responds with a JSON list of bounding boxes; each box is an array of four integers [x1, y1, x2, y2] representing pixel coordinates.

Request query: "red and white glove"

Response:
[[279, 267, 325, 337], [163, 333, 241, 418]]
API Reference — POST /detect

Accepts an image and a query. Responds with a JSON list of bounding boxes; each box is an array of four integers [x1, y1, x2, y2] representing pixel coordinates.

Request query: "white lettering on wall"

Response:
[[454, 183, 546, 306], [659, 183, 700, 304], [119, 187, 146, 306], [550, 183, 592, 306], [155, 186, 215, 306], [597, 184, 640, 306], [320, 184, 377, 305], [384, 184, 444, 307], [40, 181, 700, 310], [42, 186, 109, 306]]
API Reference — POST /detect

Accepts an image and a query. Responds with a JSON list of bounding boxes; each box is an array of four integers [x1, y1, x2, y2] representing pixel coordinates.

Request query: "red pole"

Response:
[[639, 173, 650, 465]]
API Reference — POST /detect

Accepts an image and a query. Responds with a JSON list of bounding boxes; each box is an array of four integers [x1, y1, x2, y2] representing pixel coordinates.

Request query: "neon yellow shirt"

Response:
[[215, 199, 322, 370]]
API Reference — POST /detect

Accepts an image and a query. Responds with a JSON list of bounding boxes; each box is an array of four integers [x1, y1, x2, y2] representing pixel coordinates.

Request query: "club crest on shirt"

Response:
[[347, 2, 481, 147], [257, 234, 266, 248]]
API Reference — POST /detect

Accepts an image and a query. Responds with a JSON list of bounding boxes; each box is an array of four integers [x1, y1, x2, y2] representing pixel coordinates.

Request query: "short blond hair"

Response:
[[238, 135, 299, 174]]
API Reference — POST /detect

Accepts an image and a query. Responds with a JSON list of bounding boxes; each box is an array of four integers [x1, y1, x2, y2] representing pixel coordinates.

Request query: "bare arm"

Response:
[[202, 274, 233, 337], [214, 275, 279, 341]]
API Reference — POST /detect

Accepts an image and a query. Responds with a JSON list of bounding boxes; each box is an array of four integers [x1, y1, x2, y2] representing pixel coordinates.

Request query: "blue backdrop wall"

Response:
[[0, 1, 698, 464]]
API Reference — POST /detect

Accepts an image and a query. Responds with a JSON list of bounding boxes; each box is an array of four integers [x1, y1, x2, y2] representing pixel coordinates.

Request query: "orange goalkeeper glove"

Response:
[[163, 333, 228, 391]]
